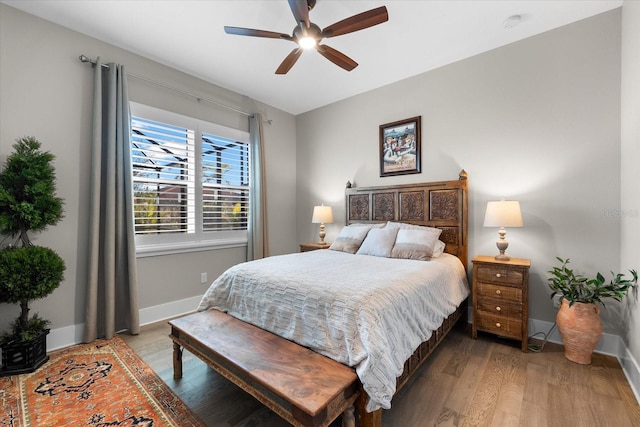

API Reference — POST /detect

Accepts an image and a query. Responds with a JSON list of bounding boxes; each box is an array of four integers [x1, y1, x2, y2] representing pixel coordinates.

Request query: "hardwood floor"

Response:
[[121, 321, 640, 427]]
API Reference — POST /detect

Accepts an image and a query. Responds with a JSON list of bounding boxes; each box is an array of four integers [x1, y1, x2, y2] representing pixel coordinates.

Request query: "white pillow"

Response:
[[391, 227, 443, 260], [356, 227, 399, 257], [386, 221, 439, 231], [431, 240, 446, 258], [329, 224, 375, 254]]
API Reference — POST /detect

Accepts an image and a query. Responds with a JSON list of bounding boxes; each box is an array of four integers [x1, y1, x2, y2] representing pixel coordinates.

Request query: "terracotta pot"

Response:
[[556, 299, 603, 364]]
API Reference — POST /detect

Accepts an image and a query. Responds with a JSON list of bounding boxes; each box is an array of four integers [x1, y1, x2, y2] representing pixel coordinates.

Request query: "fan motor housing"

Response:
[[293, 23, 321, 42]]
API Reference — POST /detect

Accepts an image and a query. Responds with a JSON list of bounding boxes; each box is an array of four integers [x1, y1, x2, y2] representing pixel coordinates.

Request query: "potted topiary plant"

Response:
[[0, 136, 65, 376], [548, 257, 637, 365]]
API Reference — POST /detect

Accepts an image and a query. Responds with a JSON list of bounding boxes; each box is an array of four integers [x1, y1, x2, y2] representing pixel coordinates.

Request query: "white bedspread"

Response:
[[197, 250, 469, 411]]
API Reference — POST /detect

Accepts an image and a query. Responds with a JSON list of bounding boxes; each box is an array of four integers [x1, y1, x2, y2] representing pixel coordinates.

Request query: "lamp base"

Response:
[[318, 223, 326, 244], [495, 229, 510, 261]]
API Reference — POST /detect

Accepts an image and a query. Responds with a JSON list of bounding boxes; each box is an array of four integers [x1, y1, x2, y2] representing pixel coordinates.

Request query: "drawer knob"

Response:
[[496, 306, 501, 311], [496, 322, 501, 328], [495, 289, 501, 295], [496, 273, 501, 278]]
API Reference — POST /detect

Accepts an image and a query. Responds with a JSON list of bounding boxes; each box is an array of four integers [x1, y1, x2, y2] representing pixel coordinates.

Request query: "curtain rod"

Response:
[[79, 54, 252, 117]]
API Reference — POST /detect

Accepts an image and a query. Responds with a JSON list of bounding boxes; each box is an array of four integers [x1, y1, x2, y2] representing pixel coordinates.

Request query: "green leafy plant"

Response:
[[0, 136, 65, 344], [0, 246, 65, 342], [548, 257, 637, 307], [1, 314, 50, 343], [0, 136, 63, 246]]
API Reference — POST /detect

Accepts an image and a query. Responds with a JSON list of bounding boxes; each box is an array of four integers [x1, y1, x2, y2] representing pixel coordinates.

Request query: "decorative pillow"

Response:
[[431, 240, 446, 258], [356, 227, 399, 258], [385, 221, 439, 231], [391, 227, 443, 260], [329, 224, 375, 254]]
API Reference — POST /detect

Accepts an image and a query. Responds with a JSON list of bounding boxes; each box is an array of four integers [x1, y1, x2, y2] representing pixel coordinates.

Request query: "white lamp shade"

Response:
[[312, 205, 333, 224], [483, 201, 523, 228]]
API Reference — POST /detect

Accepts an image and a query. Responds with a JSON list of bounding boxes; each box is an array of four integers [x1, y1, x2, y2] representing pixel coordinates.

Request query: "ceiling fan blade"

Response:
[[288, 0, 310, 28], [224, 26, 292, 41], [316, 44, 358, 71], [275, 48, 303, 74], [321, 6, 388, 38]]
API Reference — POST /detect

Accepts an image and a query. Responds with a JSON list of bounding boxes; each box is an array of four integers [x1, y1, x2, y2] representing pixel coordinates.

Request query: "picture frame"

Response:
[[379, 116, 421, 177]]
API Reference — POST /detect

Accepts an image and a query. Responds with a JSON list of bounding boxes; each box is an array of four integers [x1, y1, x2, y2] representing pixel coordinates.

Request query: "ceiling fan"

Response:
[[224, 0, 389, 74]]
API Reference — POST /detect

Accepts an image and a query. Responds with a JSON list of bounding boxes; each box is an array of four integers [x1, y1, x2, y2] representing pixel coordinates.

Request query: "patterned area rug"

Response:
[[0, 336, 203, 426]]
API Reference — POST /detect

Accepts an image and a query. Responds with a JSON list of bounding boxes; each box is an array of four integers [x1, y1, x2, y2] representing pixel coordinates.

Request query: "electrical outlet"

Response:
[[200, 272, 208, 284], [552, 294, 562, 308]]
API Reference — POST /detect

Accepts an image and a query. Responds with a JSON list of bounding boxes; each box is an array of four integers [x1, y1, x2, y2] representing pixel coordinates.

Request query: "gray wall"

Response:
[[621, 1, 640, 369], [296, 10, 624, 333], [0, 4, 297, 334]]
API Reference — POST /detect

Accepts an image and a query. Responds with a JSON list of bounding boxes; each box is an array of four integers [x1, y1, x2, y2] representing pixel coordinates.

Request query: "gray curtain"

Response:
[[84, 58, 139, 342], [247, 114, 269, 261]]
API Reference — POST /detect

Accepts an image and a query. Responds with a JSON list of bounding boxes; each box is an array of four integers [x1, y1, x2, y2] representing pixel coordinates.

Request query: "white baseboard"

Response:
[[138, 295, 202, 326], [45, 294, 203, 352], [44, 306, 640, 405], [619, 345, 640, 405], [47, 323, 84, 352]]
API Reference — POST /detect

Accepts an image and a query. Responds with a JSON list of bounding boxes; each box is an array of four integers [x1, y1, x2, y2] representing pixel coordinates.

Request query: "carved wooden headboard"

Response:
[[345, 170, 469, 270]]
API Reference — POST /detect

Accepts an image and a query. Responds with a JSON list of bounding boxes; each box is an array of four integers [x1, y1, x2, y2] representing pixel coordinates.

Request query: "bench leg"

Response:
[[355, 391, 382, 427], [342, 405, 355, 427], [173, 342, 183, 379], [357, 409, 382, 427]]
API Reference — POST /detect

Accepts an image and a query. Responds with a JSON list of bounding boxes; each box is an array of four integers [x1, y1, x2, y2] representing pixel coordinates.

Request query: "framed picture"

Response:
[[379, 116, 421, 177]]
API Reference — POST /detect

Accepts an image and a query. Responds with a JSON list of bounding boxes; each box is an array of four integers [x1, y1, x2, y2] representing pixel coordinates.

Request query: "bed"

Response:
[[191, 170, 469, 425]]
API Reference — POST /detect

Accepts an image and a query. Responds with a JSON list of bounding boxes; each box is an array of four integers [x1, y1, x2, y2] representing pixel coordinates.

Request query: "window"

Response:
[[201, 132, 249, 232], [130, 103, 250, 255]]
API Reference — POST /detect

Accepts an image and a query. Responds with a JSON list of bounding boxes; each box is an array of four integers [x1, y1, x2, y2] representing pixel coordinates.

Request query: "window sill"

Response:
[[136, 238, 247, 258]]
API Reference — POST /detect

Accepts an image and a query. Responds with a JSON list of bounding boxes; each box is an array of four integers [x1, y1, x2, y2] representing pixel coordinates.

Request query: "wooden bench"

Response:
[[169, 309, 360, 427]]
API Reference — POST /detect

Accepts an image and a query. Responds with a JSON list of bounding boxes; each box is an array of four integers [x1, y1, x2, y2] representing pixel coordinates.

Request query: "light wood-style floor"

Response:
[[121, 321, 640, 427]]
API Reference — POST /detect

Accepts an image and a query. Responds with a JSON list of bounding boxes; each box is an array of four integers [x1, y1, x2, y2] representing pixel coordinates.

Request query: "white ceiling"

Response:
[[2, 0, 622, 115]]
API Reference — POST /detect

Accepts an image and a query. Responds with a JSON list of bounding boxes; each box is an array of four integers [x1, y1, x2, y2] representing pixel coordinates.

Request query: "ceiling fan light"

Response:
[[299, 36, 317, 49]]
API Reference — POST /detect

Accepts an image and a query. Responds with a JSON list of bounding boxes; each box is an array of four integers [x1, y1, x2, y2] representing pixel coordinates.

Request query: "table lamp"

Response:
[[483, 200, 523, 260], [312, 205, 333, 244]]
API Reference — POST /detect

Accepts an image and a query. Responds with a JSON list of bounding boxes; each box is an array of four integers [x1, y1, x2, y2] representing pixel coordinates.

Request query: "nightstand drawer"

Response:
[[475, 312, 522, 340], [476, 282, 522, 301], [477, 298, 521, 317], [477, 265, 524, 286]]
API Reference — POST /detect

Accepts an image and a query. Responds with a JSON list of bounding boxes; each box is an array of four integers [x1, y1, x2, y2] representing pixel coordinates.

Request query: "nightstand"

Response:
[[471, 255, 531, 352], [299, 242, 330, 252]]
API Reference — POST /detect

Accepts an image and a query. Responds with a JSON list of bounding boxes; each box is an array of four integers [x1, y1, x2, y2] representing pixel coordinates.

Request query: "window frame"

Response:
[[130, 102, 250, 257]]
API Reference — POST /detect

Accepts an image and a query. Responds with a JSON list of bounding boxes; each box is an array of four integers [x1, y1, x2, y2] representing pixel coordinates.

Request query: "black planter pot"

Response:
[[0, 329, 49, 376]]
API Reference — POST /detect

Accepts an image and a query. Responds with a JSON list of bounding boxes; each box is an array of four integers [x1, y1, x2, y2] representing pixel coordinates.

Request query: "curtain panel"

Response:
[[84, 58, 139, 342], [247, 114, 269, 261]]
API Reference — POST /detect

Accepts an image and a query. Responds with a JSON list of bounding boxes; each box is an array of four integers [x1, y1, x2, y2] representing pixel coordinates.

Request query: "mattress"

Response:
[[198, 249, 469, 411]]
